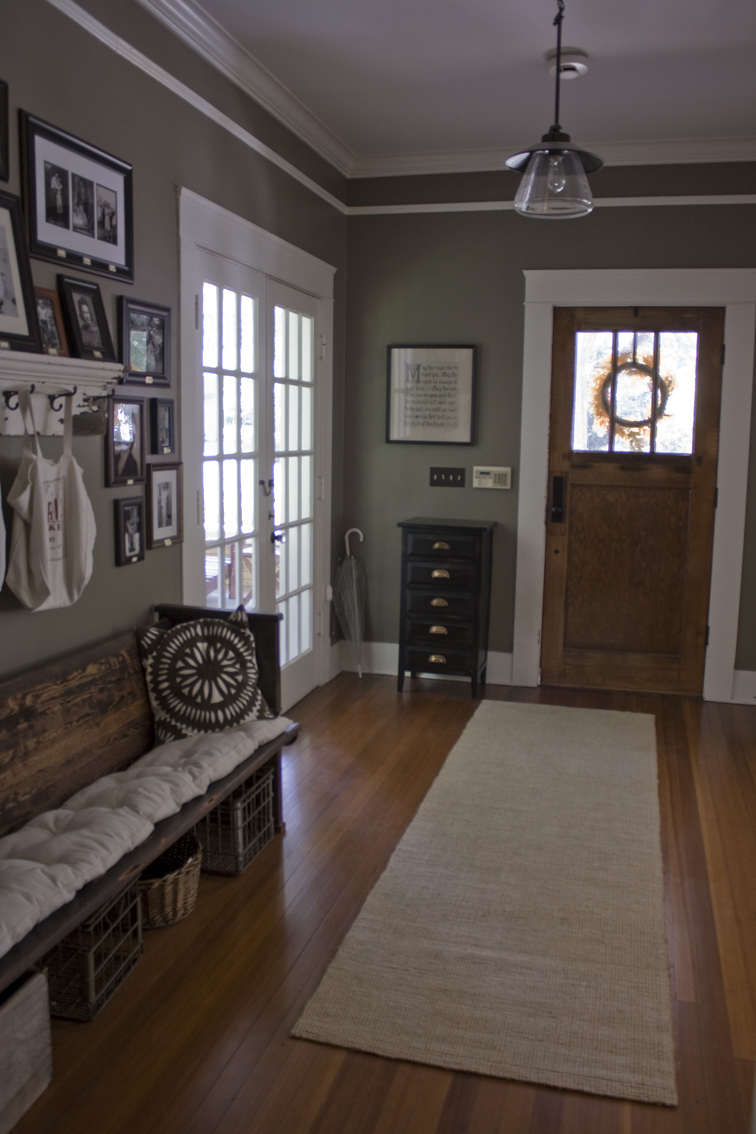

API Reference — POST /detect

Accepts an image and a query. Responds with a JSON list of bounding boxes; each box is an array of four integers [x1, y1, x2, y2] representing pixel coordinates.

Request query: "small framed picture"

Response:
[[150, 397, 175, 455], [0, 189, 41, 353], [107, 396, 145, 486], [387, 344, 477, 445], [21, 112, 133, 280], [114, 496, 145, 565], [35, 287, 68, 356], [119, 298, 171, 386], [57, 274, 115, 361], [0, 80, 8, 182], [147, 463, 183, 549]]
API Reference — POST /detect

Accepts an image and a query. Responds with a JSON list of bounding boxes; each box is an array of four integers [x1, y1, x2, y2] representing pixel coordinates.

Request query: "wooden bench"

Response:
[[0, 604, 298, 998]]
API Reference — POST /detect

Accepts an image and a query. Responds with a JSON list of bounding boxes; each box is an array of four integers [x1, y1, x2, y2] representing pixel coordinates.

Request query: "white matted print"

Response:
[[387, 345, 476, 444], [147, 462, 183, 548]]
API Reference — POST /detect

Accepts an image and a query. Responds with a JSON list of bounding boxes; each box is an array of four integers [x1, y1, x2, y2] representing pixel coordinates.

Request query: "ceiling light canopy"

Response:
[[506, 0, 603, 219]]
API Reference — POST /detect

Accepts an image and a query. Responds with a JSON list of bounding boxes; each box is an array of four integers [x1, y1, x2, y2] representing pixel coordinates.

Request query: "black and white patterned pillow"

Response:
[[137, 607, 273, 745]]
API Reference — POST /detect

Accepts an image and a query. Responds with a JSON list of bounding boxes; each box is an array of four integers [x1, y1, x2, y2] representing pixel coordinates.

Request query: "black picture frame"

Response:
[[35, 287, 68, 356], [21, 111, 134, 281], [147, 462, 183, 549], [114, 496, 145, 566], [150, 397, 175, 455], [57, 274, 115, 361], [0, 189, 41, 353], [0, 80, 8, 182], [386, 344, 477, 445], [106, 395, 146, 487], [119, 297, 170, 386]]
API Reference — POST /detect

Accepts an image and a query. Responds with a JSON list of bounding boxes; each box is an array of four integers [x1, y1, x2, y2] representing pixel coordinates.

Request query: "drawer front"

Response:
[[406, 647, 473, 675], [406, 561, 476, 589], [406, 591, 474, 619], [406, 532, 478, 560], [407, 621, 473, 647]]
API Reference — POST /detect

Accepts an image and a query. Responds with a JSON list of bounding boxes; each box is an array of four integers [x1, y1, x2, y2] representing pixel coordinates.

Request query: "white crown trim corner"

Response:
[[134, 0, 355, 177], [45, 0, 349, 214], [512, 268, 756, 704]]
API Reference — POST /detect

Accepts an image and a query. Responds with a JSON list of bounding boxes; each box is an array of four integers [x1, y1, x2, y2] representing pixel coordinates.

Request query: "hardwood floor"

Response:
[[13, 675, 756, 1133]]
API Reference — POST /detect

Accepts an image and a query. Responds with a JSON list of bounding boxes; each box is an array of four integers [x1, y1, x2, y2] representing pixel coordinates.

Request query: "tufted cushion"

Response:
[[137, 607, 272, 745]]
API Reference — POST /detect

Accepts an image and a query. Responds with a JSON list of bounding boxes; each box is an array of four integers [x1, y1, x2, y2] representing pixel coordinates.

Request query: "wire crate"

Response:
[[42, 882, 143, 1021], [194, 762, 276, 875], [138, 833, 203, 928]]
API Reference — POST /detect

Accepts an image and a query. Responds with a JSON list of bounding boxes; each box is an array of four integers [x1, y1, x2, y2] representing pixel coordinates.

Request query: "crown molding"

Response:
[[350, 136, 756, 179], [347, 195, 756, 216], [134, 0, 356, 176]]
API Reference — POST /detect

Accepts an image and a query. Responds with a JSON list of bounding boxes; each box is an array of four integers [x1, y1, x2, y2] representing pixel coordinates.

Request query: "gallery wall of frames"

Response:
[[0, 82, 181, 575]]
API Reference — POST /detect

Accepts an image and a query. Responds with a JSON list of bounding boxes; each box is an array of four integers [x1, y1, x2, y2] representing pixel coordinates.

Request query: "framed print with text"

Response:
[[150, 397, 175, 455], [57, 274, 115, 361], [387, 344, 476, 444], [107, 396, 145, 486], [0, 80, 8, 182], [147, 463, 183, 548], [119, 297, 170, 386], [35, 286, 68, 356], [0, 189, 41, 353], [21, 111, 133, 280], [114, 496, 145, 566]]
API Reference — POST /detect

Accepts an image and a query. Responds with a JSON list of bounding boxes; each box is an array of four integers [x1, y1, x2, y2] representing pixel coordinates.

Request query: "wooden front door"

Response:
[[541, 306, 724, 695]]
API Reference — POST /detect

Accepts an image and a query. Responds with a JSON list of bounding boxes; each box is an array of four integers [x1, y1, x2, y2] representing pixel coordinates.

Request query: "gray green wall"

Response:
[[0, 0, 347, 678], [2, 0, 756, 680]]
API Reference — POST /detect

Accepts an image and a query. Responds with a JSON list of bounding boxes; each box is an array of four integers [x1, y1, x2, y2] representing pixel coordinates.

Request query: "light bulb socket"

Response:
[[505, 136, 603, 175]]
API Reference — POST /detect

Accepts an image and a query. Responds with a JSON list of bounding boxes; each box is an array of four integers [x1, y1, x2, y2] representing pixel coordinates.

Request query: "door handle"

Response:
[[551, 475, 565, 523], [271, 529, 286, 545]]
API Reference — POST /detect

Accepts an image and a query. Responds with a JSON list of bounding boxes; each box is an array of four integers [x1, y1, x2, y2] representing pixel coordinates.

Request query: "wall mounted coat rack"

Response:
[[0, 350, 123, 435]]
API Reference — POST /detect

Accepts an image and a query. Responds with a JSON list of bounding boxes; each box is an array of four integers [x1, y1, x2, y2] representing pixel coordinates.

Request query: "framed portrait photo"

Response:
[[147, 462, 183, 549], [21, 112, 133, 281], [57, 274, 115, 361], [0, 189, 41, 353], [387, 344, 477, 445], [150, 397, 175, 455], [35, 287, 68, 356], [119, 297, 170, 386], [0, 80, 8, 182], [114, 496, 145, 566], [107, 396, 145, 486]]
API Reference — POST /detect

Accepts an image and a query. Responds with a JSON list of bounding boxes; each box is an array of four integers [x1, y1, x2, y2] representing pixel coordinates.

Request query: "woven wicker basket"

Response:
[[138, 833, 202, 929]]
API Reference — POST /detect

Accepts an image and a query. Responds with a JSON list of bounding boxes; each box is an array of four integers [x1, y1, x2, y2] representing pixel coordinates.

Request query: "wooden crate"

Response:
[[194, 763, 276, 875], [0, 972, 52, 1134]]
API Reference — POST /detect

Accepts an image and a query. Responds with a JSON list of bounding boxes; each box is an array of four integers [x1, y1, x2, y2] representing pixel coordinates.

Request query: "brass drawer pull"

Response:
[[431, 569, 450, 579], [430, 597, 448, 607], [430, 625, 448, 635], [429, 654, 447, 664], [432, 541, 450, 550]]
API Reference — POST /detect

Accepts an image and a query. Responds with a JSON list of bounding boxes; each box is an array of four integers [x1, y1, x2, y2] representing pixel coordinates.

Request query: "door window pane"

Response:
[[288, 311, 300, 381], [223, 375, 238, 454], [241, 538, 256, 609], [274, 383, 286, 452], [656, 333, 698, 454], [222, 289, 237, 371], [240, 378, 255, 452], [273, 457, 286, 526], [301, 386, 313, 451], [300, 587, 312, 653], [240, 459, 256, 533], [277, 601, 288, 665], [274, 306, 286, 378], [301, 522, 313, 588], [302, 316, 313, 383], [288, 455, 300, 523], [288, 383, 300, 452], [203, 462, 220, 542], [573, 332, 612, 452], [202, 283, 218, 368], [300, 455, 312, 520], [288, 524, 300, 592], [203, 373, 219, 456], [205, 548, 220, 606], [240, 295, 255, 373], [223, 543, 237, 606], [223, 459, 238, 538]]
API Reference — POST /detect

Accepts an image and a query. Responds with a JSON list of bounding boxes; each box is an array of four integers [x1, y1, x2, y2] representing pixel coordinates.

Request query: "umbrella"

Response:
[[334, 527, 366, 677]]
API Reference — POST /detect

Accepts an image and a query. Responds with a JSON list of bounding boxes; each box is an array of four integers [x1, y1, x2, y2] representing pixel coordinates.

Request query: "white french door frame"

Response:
[[179, 188, 336, 698], [512, 268, 756, 703]]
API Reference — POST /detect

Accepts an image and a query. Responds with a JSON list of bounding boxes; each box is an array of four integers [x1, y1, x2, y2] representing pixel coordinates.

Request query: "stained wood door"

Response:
[[541, 306, 724, 695]]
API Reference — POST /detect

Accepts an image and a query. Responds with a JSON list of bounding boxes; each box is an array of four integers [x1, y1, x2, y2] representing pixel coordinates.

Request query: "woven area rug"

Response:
[[292, 701, 677, 1105]]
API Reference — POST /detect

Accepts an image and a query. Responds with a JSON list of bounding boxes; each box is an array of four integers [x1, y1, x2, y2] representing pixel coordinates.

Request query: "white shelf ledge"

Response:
[[0, 350, 124, 436]]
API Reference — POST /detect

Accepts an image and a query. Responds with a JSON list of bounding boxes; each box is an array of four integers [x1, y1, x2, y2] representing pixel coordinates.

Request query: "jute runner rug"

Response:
[[292, 701, 677, 1105]]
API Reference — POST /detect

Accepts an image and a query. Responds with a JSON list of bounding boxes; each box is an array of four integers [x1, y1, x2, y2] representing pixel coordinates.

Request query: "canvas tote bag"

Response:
[[6, 391, 96, 611]]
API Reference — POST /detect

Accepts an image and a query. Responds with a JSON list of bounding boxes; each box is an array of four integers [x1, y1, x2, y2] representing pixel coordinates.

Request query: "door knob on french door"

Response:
[[271, 529, 286, 545]]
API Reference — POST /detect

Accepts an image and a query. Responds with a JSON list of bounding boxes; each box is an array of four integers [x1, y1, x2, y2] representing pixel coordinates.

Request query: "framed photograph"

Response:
[[147, 463, 183, 548], [387, 344, 477, 445], [57, 274, 115, 361], [0, 189, 41, 353], [107, 396, 145, 486], [114, 496, 145, 566], [0, 80, 8, 182], [35, 286, 68, 356], [21, 111, 133, 281], [119, 297, 170, 386], [150, 397, 175, 455]]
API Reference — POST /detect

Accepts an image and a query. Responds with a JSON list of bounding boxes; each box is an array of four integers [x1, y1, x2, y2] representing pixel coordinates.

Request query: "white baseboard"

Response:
[[338, 641, 514, 685]]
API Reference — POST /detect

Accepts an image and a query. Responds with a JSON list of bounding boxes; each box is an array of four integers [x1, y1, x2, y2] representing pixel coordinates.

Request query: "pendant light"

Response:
[[506, 0, 603, 218]]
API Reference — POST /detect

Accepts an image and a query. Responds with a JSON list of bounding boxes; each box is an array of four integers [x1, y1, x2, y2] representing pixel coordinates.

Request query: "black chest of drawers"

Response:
[[397, 518, 495, 698]]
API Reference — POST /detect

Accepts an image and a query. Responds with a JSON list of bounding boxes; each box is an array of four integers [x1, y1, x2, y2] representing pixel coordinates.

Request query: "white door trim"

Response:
[[179, 188, 336, 704], [512, 268, 756, 702]]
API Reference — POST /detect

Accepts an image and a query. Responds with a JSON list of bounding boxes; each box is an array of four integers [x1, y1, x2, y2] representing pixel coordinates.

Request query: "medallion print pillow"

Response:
[[138, 607, 273, 745]]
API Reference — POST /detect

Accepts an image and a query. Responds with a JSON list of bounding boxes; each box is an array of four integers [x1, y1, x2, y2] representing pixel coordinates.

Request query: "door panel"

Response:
[[541, 306, 724, 695]]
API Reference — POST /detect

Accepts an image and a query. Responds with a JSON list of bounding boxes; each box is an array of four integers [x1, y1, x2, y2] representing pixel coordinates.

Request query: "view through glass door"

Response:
[[195, 250, 321, 709]]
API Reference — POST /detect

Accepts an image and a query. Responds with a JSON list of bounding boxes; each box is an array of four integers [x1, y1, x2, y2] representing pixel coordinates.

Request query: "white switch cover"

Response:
[[473, 466, 511, 489]]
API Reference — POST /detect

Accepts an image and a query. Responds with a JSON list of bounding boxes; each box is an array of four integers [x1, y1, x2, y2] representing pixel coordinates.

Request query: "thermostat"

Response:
[[473, 466, 511, 490]]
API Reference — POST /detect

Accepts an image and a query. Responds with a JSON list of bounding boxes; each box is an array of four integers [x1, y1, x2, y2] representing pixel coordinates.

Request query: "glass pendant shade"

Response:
[[513, 148, 594, 217]]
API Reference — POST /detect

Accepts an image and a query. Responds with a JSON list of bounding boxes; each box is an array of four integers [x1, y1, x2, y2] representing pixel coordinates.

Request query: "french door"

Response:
[[541, 306, 724, 695], [186, 248, 323, 710]]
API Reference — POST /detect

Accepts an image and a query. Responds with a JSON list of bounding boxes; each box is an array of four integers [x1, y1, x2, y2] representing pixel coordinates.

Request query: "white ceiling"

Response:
[[138, 0, 756, 176]]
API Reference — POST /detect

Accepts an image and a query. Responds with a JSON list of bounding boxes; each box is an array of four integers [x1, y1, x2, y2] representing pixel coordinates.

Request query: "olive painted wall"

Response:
[[0, 0, 347, 678], [343, 194, 756, 662]]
